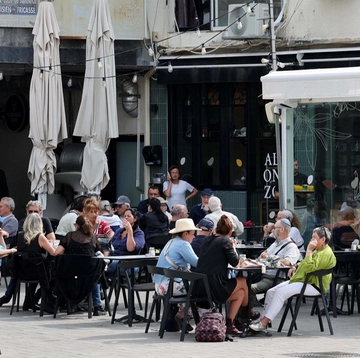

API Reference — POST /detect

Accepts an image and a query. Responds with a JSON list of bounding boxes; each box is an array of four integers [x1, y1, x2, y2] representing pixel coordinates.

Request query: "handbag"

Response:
[[195, 311, 226, 342]]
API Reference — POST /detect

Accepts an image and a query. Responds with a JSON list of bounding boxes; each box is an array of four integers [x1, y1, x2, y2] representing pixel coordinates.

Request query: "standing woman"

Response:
[[194, 215, 249, 336], [163, 165, 198, 210]]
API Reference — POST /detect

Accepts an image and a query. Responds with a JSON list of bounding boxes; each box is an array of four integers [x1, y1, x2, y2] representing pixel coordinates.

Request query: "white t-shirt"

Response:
[[163, 180, 194, 210]]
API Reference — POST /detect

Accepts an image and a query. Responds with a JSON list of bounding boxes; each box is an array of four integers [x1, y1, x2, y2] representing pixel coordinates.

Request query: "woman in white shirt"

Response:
[[163, 165, 198, 210]]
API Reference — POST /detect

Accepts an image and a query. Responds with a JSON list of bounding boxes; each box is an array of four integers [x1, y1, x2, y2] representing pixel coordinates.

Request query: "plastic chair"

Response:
[[111, 258, 158, 327], [52, 255, 106, 319], [332, 252, 360, 314], [159, 268, 214, 341], [145, 265, 165, 334], [277, 268, 334, 336], [146, 235, 170, 253]]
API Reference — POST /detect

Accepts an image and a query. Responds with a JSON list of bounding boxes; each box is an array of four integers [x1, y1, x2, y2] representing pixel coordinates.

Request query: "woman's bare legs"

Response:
[[227, 277, 248, 320]]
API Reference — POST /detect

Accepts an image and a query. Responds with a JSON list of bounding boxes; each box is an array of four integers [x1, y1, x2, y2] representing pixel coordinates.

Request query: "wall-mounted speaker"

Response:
[[142, 145, 163, 166]]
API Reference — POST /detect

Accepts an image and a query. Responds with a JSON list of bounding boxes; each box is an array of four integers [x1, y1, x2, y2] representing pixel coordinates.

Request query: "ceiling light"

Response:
[[0, 71, 3, 81], [196, 28, 201, 38], [67, 77, 72, 87], [97, 58, 103, 69], [148, 46, 154, 57], [102, 77, 107, 88], [132, 73, 138, 83], [237, 20, 243, 30]]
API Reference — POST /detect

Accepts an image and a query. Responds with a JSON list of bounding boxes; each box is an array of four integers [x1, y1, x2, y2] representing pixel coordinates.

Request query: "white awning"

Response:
[[261, 66, 360, 103]]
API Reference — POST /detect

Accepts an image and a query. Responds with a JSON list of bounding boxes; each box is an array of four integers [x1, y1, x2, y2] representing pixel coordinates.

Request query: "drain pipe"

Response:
[[142, 68, 157, 195]]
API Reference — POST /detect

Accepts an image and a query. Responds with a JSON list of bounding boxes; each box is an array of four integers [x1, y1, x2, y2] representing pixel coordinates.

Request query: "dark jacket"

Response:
[[139, 211, 169, 240]]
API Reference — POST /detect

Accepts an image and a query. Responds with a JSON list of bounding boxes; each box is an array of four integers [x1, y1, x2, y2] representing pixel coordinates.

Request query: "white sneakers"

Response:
[[249, 321, 267, 332]]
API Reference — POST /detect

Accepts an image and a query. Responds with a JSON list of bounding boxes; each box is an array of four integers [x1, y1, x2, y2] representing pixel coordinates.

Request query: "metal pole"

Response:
[[269, 0, 283, 209]]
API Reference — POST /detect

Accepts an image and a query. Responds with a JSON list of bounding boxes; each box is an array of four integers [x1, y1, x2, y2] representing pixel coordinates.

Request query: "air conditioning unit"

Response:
[[226, 3, 269, 39]]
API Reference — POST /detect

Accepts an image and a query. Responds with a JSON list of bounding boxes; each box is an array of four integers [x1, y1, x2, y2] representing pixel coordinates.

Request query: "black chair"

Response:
[[10, 278, 47, 316], [145, 265, 165, 334], [332, 252, 360, 314], [52, 255, 106, 319], [277, 268, 334, 336], [159, 268, 214, 341], [146, 235, 171, 253], [9, 252, 49, 317], [111, 258, 158, 327]]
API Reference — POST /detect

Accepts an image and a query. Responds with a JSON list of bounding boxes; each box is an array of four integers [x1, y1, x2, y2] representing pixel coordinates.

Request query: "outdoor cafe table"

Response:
[[330, 250, 360, 317], [94, 254, 158, 325], [236, 244, 264, 258]]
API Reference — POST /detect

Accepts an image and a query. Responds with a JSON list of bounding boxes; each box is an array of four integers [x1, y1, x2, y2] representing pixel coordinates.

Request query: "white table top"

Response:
[[93, 255, 158, 260]]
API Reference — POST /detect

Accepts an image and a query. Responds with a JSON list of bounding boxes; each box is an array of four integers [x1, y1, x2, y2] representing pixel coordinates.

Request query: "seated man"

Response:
[[98, 200, 121, 233], [247, 218, 300, 316], [189, 188, 213, 225], [0, 197, 18, 246]]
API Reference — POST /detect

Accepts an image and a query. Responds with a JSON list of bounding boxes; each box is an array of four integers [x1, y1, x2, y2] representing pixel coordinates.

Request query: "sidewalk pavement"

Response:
[[1, 279, 360, 358]]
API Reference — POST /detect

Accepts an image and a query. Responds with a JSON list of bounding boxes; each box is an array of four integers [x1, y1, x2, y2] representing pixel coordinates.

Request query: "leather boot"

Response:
[[226, 318, 242, 336]]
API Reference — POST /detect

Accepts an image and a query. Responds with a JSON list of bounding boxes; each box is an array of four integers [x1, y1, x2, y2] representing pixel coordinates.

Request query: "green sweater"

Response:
[[289, 245, 336, 292]]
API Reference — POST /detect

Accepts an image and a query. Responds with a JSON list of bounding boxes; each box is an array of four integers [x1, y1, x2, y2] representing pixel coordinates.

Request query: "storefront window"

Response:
[[292, 102, 359, 245], [168, 82, 248, 190]]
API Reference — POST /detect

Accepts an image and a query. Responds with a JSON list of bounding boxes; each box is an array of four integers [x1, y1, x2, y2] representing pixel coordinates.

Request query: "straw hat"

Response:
[[169, 218, 201, 234]]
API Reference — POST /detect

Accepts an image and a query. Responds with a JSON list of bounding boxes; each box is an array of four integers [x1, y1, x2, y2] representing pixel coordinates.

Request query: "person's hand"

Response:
[[167, 174, 171, 181], [288, 266, 296, 278], [122, 218, 132, 232], [203, 204, 209, 211], [307, 238, 317, 252], [260, 250, 268, 259]]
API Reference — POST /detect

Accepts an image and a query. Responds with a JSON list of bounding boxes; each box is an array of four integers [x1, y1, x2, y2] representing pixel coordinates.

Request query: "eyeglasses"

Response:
[[273, 226, 282, 229], [28, 210, 39, 214]]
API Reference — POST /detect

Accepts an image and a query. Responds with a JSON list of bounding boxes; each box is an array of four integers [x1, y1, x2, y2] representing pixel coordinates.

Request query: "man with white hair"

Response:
[[0, 197, 18, 242], [205, 196, 244, 237]]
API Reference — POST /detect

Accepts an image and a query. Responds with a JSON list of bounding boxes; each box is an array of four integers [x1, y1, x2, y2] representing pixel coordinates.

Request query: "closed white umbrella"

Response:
[[73, 0, 118, 194], [28, 0, 67, 208]]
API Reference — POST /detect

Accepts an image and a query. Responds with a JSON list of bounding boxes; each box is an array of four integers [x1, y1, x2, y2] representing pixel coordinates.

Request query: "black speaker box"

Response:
[[142, 145, 163, 166]]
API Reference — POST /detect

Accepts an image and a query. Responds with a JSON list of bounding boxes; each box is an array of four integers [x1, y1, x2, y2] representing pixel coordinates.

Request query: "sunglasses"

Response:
[[28, 210, 39, 214]]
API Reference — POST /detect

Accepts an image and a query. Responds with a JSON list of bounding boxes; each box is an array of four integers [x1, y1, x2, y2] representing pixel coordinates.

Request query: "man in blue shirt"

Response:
[[189, 188, 213, 225]]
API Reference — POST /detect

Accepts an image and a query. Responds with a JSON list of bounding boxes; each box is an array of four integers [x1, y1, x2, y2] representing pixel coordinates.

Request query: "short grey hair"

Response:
[[1, 197, 15, 212], [26, 200, 42, 211], [171, 204, 187, 217]]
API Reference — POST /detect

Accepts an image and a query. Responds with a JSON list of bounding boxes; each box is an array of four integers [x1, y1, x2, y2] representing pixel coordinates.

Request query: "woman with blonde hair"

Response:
[[15, 213, 56, 311]]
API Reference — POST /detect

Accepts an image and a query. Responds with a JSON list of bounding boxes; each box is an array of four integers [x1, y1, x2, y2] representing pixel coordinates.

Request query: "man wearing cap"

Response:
[[114, 195, 131, 219], [205, 196, 244, 237], [99, 200, 122, 232], [247, 218, 300, 316], [191, 217, 214, 257], [189, 188, 213, 225]]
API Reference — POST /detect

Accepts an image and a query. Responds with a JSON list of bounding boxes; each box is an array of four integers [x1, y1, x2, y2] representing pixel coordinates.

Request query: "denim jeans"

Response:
[[92, 284, 102, 307]]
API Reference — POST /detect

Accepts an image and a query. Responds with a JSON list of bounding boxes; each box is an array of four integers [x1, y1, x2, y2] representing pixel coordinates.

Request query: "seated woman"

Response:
[[15, 213, 56, 311], [193, 215, 249, 337], [55, 215, 106, 316], [107, 208, 145, 273], [250, 226, 336, 332], [153, 218, 199, 331], [139, 197, 169, 241], [83, 198, 114, 255], [332, 205, 359, 249]]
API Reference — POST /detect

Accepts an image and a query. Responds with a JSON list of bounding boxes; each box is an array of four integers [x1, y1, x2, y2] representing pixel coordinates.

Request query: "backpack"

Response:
[[195, 311, 226, 342]]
